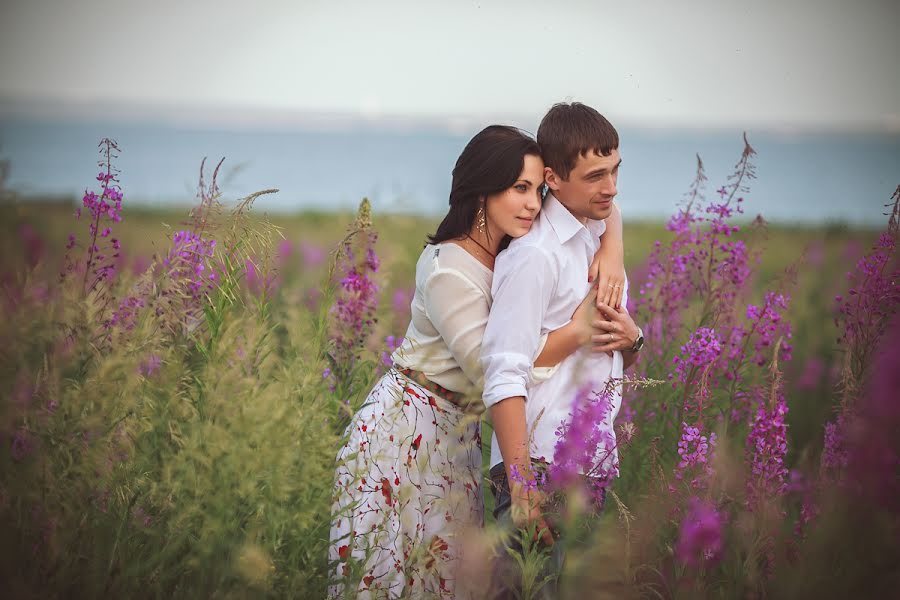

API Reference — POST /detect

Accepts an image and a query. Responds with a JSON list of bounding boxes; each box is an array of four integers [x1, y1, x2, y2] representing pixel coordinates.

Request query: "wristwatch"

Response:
[[628, 326, 644, 353]]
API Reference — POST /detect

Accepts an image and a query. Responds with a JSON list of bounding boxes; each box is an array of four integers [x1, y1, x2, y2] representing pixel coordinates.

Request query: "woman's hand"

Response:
[[589, 202, 625, 308], [588, 250, 626, 309], [510, 486, 555, 547]]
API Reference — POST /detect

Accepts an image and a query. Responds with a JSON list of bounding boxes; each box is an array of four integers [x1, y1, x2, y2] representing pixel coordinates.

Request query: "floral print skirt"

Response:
[[328, 368, 483, 599]]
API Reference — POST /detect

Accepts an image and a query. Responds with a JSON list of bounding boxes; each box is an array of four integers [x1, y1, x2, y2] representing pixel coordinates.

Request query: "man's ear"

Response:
[[544, 167, 562, 191]]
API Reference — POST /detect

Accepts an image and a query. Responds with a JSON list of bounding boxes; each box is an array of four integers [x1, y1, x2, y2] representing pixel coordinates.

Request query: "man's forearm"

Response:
[[490, 396, 531, 484]]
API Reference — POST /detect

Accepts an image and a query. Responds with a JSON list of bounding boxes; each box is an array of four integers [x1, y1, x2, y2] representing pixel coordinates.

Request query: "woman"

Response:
[[328, 125, 624, 599]]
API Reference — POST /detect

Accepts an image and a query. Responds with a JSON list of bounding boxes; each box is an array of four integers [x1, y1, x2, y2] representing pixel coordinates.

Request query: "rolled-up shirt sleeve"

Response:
[[480, 245, 557, 408]]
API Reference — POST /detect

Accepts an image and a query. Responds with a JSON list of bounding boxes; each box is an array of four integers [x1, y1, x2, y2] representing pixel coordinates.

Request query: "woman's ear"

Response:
[[544, 167, 561, 192]]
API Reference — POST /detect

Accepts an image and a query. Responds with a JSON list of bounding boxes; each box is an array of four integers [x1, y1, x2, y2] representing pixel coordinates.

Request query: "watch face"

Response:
[[634, 335, 644, 352]]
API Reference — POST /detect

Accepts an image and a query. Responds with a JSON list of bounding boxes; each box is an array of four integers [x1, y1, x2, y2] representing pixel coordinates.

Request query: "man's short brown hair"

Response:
[[537, 102, 619, 180]]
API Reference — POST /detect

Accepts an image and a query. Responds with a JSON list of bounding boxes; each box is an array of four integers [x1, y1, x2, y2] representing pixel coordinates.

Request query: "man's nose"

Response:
[[601, 175, 617, 197]]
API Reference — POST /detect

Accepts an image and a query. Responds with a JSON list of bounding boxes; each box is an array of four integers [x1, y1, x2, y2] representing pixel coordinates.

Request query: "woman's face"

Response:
[[484, 153, 544, 240]]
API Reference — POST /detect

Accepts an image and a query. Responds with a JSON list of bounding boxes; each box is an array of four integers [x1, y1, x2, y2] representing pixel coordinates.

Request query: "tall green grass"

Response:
[[0, 161, 894, 598]]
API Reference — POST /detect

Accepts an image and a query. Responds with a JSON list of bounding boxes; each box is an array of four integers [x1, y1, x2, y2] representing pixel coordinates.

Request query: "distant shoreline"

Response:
[[2, 116, 897, 227], [4, 194, 885, 232]]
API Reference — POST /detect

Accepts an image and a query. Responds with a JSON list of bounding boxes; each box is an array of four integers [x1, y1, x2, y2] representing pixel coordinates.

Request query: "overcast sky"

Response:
[[1, 0, 899, 131]]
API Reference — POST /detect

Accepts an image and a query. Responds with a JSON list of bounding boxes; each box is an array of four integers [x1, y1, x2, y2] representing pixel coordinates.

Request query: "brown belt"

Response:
[[394, 367, 467, 407]]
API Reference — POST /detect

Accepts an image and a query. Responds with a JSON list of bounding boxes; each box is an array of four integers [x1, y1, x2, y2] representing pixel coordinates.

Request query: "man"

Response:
[[480, 102, 643, 595]]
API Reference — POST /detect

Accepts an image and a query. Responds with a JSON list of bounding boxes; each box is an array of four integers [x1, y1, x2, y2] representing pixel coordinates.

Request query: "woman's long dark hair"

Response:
[[427, 125, 540, 247]]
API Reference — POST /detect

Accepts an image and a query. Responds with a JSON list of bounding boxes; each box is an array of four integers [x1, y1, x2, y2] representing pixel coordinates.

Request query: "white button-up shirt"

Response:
[[391, 243, 556, 397], [481, 193, 626, 469]]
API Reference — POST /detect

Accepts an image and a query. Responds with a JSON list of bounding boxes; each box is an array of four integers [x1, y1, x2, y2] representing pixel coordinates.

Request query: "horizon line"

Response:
[[2, 93, 898, 137]]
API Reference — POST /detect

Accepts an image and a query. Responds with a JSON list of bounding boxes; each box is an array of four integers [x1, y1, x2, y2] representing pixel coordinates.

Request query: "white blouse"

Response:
[[391, 242, 553, 396]]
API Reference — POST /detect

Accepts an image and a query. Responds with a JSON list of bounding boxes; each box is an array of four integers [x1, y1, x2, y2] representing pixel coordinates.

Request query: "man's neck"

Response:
[[552, 192, 589, 225]]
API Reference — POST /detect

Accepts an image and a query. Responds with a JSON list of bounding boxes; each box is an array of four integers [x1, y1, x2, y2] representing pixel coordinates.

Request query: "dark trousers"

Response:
[[488, 462, 606, 599]]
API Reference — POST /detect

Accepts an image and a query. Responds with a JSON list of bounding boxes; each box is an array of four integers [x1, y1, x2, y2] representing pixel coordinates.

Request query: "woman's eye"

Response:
[[514, 184, 527, 192]]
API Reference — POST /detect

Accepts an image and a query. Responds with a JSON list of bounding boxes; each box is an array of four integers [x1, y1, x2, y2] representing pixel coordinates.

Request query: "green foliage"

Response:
[[0, 185, 891, 598]]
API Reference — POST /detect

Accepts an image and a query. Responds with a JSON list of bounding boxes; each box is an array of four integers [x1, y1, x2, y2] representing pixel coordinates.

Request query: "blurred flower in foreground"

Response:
[[676, 497, 724, 568], [380, 335, 403, 369], [549, 382, 618, 504]]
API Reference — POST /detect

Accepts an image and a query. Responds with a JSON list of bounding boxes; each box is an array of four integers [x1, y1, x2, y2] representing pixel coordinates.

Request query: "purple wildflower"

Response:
[[671, 327, 722, 385], [786, 470, 819, 541], [823, 187, 899, 490], [108, 294, 146, 332], [744, 293, 793, 366], [392, 287, 414, 315], [746, 392, 789, 505], [138, 354, 162, 377], [165, 230, 218, 294], [159, 230, 219, 329], [676, 497, 724, 568], [61, 139, 124, 298], [509, 464, 546, 492], [276, 238, 294, 266], [549, 382, 619, 503], [300, 241, 326, 269], [674, 421, 717, 490], [635, 140, 756, 354], [833, 188, 899, 380], [821, 415, 848, 475], [380, 335, 403, 369], [328, 202, 380, 382]]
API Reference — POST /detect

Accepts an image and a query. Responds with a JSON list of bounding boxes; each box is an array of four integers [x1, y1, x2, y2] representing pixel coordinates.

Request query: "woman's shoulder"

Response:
[[434, 242, 491, 272], [419, 242, 491, 288]]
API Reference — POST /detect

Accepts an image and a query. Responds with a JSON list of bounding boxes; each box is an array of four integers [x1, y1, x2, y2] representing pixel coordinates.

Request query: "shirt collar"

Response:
[[542, 192, 607, 243]]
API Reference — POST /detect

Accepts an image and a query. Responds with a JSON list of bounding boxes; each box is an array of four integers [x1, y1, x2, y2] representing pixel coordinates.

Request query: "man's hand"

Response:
[[591, 302, 641, 354]]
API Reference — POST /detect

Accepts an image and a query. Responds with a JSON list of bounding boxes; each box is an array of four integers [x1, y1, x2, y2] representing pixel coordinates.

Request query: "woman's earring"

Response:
[[476, 205, 487, 235]]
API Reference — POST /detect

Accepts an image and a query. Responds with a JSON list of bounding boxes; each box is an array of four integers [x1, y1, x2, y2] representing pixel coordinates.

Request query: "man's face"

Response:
[[545, 148, 620, 222]]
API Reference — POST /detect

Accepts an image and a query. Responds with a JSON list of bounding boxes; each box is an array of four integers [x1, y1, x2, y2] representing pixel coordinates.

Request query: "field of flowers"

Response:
[[0, 139, 897, 599]]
